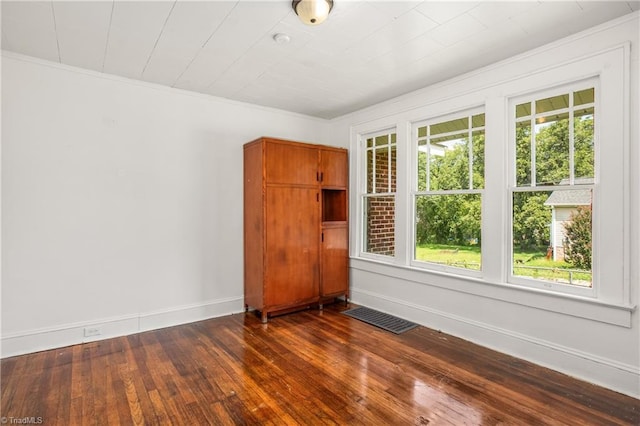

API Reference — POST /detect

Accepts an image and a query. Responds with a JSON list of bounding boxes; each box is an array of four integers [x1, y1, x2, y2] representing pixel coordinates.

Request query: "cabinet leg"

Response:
[[261, 312, 268, 324], [319, 303, 323, 310]]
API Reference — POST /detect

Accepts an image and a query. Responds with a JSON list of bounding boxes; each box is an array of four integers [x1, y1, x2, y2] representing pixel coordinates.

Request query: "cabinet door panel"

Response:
[[266, 142, 318, 185], [320, 149, 348, 188], [321, 226, 349, 296], [265, 187, 320, 306]]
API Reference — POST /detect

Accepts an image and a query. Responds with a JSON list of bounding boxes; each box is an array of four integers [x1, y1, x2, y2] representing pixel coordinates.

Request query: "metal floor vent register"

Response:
[[343, 307, 418, 334]]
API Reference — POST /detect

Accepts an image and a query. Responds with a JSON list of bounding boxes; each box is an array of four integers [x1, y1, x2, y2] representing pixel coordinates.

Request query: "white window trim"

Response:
[[349, 44, 633, 327], [500, 49, 630, 307]]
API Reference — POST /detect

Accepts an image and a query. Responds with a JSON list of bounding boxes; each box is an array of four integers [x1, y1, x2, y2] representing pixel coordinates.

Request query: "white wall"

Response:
[[329, 13, 640, 397], [1, 53, 333, 355]]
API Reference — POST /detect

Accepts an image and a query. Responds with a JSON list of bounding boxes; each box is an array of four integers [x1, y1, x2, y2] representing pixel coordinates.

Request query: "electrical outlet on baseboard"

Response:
[[84, 326, 102, 337]]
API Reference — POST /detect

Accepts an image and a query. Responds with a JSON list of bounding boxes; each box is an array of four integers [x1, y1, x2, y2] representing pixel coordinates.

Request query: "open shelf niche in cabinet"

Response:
[[322, 189, 347, 223]]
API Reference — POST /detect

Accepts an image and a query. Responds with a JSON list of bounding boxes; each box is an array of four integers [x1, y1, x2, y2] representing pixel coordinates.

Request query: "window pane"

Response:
[[375, 134, 388, 146], [574, 88, 594, 106], [512, 190, 592, 287], [516, 102, 531, 118], [417, 140, 427, 191], [367, 138, 374, 148], [365, 195, 395, 256], [516, 120, 532, 186], [415, 193, 481, 270], [430, 134, 469, 190], [418, 126, 427, 138], [431, 117, 469, 136], [574, 107, 595, 181], [535, 112, 569, 186], [390, 144, 397, 192], [374, 147, 389, 193], [472, 113, 485, 128], [472, 130, 485, 189], [536, 93, 569, 114], [366, 149, 374, 193]]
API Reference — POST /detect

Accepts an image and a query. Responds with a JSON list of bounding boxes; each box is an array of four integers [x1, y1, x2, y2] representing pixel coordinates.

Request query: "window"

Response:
[[413, 111, 485, 272], [363, 131, 396, 257], [351, 46, 630, 324], [511, 85, 595, 294]]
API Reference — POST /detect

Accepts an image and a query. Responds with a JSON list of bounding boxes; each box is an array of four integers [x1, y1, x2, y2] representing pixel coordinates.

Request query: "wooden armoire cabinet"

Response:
[[244, 137, 348, 323]]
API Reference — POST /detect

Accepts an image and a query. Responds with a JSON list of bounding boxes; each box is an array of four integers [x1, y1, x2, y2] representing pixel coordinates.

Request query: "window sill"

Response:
[[350, 257, 635, 328]]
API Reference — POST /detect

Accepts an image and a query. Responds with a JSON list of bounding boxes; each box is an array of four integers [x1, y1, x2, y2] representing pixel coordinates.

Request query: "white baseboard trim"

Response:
[[1, 296, 245, 358], [351, 288, 640, 399]]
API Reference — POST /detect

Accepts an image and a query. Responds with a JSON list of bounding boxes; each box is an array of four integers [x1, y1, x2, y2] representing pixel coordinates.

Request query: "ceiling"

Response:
[[2, 1, 639, 119]]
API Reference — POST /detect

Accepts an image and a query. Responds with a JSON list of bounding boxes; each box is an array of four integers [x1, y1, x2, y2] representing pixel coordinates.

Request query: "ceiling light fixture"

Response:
[[292, 0, 333, 26]]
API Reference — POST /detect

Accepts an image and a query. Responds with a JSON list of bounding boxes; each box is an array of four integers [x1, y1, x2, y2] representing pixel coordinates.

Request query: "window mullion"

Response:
[[372, 146, 376, 194], [531, 101, 536, 187], [388, 134, 392, 193], [569, 91, 575, 185], [468, 116, 474, 190], [426, 126, 431, 191]]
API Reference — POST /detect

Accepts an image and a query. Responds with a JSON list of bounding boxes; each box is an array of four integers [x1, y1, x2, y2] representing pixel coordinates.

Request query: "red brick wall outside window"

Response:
[[364, 133, 396, 256]]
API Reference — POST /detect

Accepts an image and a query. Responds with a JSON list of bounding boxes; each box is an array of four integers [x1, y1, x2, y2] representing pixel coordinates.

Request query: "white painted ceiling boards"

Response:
[[2, 1, 639, 119]]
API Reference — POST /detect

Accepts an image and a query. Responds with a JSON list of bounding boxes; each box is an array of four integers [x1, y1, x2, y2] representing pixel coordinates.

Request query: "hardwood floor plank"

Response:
[[70, 346, 84, 412], [51, 349, 73, 425], [0, 356, 25, 417], [87, 343, 108, 426], [208, 400, 243, 426], [147, 389, 171, 424], [26, 351, 56, 423], [2, 304, 639, 425], [69, 396, 83, 426], [118, 364, 146, 425], [104, 366, 122, 425]]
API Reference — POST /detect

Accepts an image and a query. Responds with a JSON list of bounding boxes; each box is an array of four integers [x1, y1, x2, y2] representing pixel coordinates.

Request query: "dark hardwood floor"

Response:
[[2, 303, 639, 425]]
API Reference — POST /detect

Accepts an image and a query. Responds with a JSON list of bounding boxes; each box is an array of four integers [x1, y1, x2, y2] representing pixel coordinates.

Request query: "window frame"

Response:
[[410, 107, 486, 277], [507, 80, 598, 298], [359, 127, 398, 261]]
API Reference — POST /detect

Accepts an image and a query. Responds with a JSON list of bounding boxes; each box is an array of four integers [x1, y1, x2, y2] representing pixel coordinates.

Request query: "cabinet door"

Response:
[[320, 149, 348, 188], [321, 225, 349, 297], [265, 187, 320, 306], [266, 142, 318, 186]]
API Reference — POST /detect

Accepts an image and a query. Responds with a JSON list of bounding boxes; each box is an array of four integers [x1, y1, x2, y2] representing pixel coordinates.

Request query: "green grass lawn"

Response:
[[415, 244, 482, 270], [415, 243, 591, 285]]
